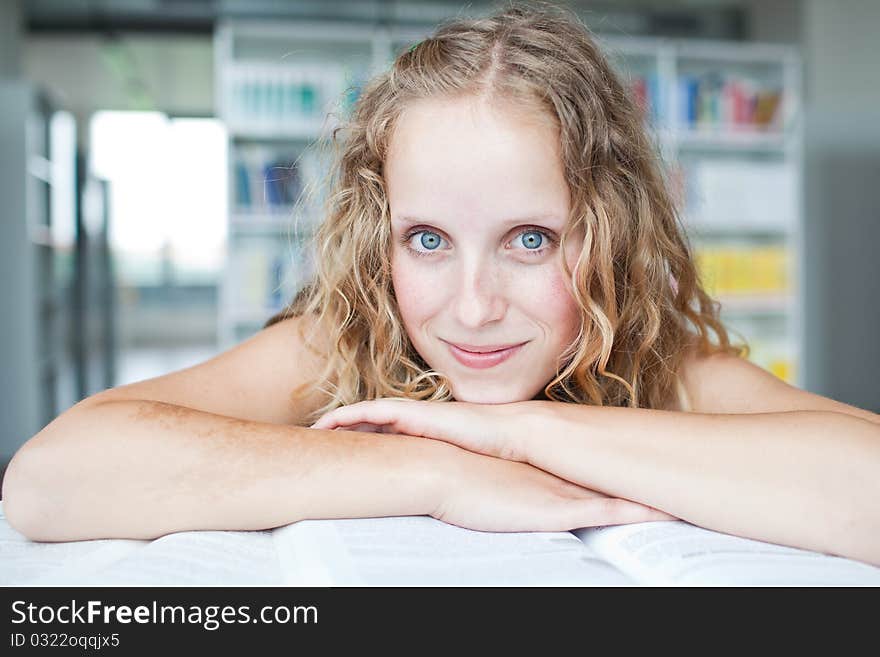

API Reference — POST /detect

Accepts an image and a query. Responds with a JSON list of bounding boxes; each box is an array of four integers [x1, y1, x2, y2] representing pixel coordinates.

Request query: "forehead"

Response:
[[385, 96, 569, 226]]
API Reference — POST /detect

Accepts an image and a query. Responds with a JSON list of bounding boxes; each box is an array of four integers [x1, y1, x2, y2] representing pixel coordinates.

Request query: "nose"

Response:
[[451, 255, 507, 328]]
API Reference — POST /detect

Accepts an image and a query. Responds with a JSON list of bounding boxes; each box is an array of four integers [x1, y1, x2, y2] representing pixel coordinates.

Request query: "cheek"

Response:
[[391, 253, 445, 325], [525, 265, 581, 339], [551, 273, 581, 326], [552, 235, 585, 336]]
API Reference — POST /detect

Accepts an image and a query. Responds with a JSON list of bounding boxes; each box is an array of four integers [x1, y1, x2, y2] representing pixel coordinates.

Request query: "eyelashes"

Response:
[[400, 226, 559, 259]]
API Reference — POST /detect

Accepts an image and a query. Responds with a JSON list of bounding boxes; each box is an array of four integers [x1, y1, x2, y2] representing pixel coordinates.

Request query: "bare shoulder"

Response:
[[83, 313, 333, 426], [679, 348, 880, 425]]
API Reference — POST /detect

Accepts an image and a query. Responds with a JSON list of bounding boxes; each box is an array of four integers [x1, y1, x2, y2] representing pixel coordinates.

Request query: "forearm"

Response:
[[2, 399, 447, 541], [523, 405, 880, 564]]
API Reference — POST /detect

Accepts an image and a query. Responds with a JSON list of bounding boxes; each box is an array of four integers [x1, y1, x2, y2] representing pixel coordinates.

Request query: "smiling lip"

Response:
[[445, 341, 528, 370]]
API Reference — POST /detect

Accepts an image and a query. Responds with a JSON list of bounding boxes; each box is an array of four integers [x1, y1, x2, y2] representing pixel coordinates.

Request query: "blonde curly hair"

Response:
[[265, 1, 747, 422]]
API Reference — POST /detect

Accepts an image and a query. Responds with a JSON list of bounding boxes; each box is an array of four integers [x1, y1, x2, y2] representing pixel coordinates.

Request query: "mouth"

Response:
[[443, 340, 528, 370]]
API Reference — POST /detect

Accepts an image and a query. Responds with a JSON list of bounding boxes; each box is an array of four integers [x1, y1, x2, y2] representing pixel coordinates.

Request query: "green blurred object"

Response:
[[100, 38, 155, 111], [300, 83, 315, 114]]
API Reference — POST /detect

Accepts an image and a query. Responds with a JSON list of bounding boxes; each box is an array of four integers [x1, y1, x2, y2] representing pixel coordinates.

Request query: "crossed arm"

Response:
[[516, 404, 880, 566], [311, 354, 880, 566]]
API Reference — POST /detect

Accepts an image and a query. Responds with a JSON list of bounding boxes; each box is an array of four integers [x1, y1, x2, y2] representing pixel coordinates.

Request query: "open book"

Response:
[[2, 502, 878, 586]]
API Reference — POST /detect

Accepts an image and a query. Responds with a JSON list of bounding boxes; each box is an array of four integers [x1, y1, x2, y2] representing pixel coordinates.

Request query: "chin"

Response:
[[449, 383, 533, 405]]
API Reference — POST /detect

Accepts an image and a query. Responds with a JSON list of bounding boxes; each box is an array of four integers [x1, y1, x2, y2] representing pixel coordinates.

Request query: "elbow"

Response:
[[2, 439, 72, 542]]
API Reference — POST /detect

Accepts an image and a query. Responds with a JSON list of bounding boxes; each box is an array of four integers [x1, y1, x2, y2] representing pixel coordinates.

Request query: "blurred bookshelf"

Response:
[[214, 21, 424, 349], [605, 37, 803, 386], [215, 24, 803, 386]]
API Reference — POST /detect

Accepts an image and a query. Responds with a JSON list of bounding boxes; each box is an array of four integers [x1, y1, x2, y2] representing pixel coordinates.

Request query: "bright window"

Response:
[[89, 111, 227, 285]]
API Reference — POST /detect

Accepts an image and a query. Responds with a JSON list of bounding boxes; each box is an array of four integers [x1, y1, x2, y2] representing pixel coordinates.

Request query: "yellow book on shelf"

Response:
[[696, 245, 792, 297]]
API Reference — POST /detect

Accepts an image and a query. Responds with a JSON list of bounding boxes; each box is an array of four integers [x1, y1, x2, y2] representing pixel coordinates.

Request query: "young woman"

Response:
[[4, 4, 879, 566]]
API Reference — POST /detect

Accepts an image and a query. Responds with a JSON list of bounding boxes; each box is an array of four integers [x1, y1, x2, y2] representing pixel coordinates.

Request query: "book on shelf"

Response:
[[223, 61, 366, 135], [678, 72, 783, 132], [231, 144, 328, 228], [233, 147, 303, 214], [3, 502, 878, 586], [697, 243, 796, 383], [225, 63, 345, 129], [695, 245, 790, 297], [627, 73, 663, 126]]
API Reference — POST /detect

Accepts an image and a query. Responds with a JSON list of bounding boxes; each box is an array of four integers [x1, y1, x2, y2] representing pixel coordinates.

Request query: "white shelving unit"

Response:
[[603, 36, 803, 386], [214, 20, 428, 349], [214, 23, 803, 385]]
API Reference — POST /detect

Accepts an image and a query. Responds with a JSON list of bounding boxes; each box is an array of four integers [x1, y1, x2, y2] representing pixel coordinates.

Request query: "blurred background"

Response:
[[1, 0, 878, 471]]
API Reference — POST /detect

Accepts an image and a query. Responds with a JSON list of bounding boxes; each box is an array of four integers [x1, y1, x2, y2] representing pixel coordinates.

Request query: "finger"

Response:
[[310, 404, 361, 429], [311, 410, 361, 430], [311, 409, 356, 430], [311, 402, 400, 431]]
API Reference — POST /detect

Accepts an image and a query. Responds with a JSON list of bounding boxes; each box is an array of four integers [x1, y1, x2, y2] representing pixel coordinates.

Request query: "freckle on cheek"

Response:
[[392, 266, 434, 318], [546, 271, 574, 300]]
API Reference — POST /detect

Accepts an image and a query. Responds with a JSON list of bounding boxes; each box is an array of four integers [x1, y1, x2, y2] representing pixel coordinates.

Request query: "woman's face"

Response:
[[385, 95, 585, 404]]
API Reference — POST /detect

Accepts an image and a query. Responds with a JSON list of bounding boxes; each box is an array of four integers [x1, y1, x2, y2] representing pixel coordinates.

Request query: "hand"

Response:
[[310, 399, 677, 531], [310, 398, 529, 461], [430, 447, 676, 533]]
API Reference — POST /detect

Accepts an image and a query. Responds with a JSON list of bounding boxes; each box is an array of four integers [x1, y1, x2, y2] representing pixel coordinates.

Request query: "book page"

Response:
[[273, 515, 635, 586], [0, 502, 281, 585], [573, 521, 880, 585], [49, 530, 282, 586]]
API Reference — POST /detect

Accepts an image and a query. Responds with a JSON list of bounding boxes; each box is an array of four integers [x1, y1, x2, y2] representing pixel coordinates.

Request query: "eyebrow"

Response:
[[393, 214, 565, 229]]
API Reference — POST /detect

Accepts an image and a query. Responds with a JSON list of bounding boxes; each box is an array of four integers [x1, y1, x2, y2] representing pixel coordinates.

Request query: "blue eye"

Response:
[[519, 231, 544, 250], [401, 230, 447, 258], [419, 232, 442, 250]]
